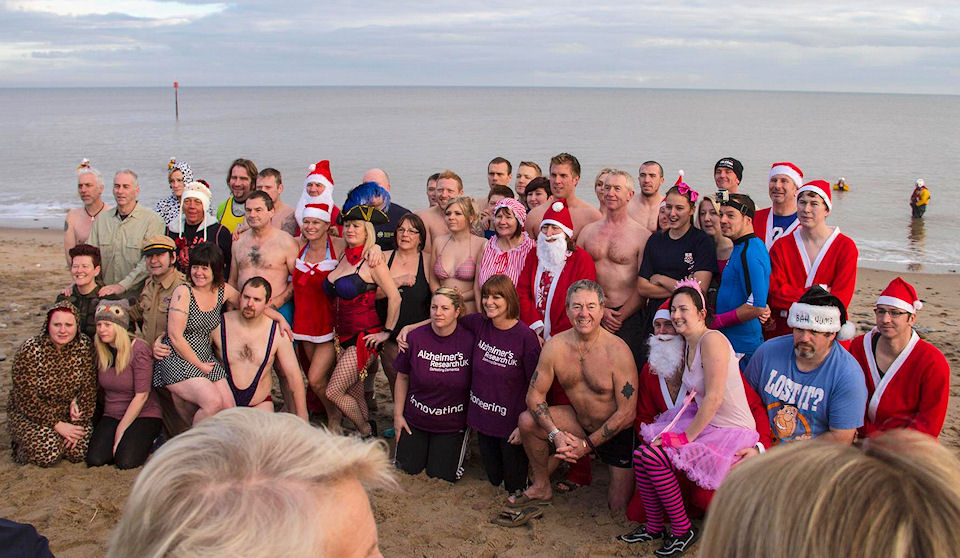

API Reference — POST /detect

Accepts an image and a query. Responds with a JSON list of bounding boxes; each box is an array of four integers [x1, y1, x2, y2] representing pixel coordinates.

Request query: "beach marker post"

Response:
[[174, 81, 179, 121]]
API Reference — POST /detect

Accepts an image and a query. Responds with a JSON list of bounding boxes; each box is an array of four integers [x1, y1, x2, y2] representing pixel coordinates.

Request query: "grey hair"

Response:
[[566, 279, 605, 308], [77, 167, 103, 187], [115, 169, 139, 187], [605, 169, 636, 192], [107, 408, 395, 558]]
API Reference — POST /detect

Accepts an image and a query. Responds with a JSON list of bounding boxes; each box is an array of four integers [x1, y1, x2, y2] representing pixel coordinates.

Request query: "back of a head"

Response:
[[701, 430, 960, 558], [107, 408, 394, 558]]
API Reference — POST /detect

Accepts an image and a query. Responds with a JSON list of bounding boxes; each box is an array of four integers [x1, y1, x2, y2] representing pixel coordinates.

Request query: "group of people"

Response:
[[5, 151, 953, 557]]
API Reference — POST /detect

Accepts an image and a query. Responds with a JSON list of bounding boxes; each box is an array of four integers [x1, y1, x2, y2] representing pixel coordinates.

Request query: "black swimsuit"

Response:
[[220, 320, 278, 407]]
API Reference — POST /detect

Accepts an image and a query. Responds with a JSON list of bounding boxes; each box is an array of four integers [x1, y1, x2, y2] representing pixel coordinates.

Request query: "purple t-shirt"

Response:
[[460, 313, 541, 438], [99, 339, 163, 421], [394, 323, 473, 433]]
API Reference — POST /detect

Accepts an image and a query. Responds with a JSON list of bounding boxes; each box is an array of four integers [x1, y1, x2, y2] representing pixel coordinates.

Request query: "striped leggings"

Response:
[[633, 443, 690, 536]]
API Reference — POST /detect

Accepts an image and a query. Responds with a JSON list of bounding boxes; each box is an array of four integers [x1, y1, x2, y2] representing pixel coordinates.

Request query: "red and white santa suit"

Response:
[[767, 181, 858, 338], [753, 162, 803, 249], [846, 279, 950, 438]]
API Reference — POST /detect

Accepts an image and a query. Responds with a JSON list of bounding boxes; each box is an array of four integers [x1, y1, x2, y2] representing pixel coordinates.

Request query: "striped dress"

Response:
[[477, 233, 535, 288]]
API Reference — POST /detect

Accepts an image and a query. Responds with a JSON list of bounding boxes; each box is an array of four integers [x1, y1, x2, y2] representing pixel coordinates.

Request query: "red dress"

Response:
[[292, 238, 338, 343]]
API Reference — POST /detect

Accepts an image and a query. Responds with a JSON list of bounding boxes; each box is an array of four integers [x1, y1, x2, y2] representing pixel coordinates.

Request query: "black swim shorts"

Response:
[[593, 427, 636, 469]]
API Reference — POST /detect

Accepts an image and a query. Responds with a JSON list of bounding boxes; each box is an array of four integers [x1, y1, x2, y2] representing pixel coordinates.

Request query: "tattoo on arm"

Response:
[[528, 370, 539, 392], [621, 381, 635, 399], [601, 424, 615, 440], [169, 307, 188, 315], [533, 402, 551, 419]]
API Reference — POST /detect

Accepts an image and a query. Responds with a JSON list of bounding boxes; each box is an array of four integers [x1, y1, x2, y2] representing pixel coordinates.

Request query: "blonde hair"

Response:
[[445, 195, 479, 227], [344, 219, 377, 252], [107, 408, 395, 558], [94, 321, 133, 374], [434, 287, 465, 317], [701, 430, 960, 558], [695, 195, 719, 231]]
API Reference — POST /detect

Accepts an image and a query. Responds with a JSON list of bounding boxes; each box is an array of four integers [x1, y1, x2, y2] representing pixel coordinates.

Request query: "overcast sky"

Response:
[[2, 1, 958, 93]]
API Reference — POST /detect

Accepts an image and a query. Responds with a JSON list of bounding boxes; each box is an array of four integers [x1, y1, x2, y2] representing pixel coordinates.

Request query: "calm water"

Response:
[[1, 86, 957, 272]]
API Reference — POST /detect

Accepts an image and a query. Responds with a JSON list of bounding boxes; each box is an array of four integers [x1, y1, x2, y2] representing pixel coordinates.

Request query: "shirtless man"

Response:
[[525, 153, 601, 241], [65, 160, 111, 264], [256, 168, 298, 236], [210, 277, 307, 419], [578, 170, 651, 368], [626, 161, 665, 232], [415, 169, 463, 253], [229, 191, 298, 325], [511, 280, 638, 512], [425, 172, 439, 207]]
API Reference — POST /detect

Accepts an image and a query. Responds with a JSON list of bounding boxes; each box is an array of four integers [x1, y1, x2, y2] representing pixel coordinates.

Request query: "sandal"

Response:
[[504, 493, 553, 509], [553, 479, 581, 494], [491, 506, 544, 527]]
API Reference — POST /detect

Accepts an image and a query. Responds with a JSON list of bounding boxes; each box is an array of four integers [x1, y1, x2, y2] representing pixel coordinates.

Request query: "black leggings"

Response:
[[86, 416, 162, 470], [395, 424, 469, 483], [476, 432, 529, 493]]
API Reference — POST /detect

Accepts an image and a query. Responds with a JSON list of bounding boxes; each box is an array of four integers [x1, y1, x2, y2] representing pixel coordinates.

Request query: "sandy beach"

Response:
[[1, 227, 958, 557]]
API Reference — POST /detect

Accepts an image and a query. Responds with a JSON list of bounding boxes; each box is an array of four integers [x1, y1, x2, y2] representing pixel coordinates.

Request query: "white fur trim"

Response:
[[787, 302, 842, 333], [652, 309, 671, 324], [540, 219, 573, 238], [304, 175, 334, 191], [876, 295, 918, 314], [293, 331, 334, 343], [769, 164, 803, 189], [796, 184, 832, 210], [838, 321, 856, 341]]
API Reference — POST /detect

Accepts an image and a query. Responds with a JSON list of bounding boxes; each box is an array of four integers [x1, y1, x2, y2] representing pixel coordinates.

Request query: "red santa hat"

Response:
[[301, 202, 332, 223], [796, 179, 833, 211], [541, 200, 574, 238], [876, 277, 922, 314], [769, 162, 803, 188], [652, 299, 671, 325], [304, 160, 334, 191]]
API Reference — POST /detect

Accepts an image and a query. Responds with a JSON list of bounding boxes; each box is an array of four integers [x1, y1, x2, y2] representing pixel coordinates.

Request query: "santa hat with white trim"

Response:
[[652, 299, 671, 325], [796, 179, 833, 211], [296, 160, 336, 226], [769, 162, 803, 188], [304, 160, 334, 191], [541, 200, 574, 238], [876, 277, 922, 314], [787, 285, 855, 340]]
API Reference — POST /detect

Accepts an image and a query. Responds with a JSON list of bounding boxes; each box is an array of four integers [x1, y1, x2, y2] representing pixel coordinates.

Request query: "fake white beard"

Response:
[[537, 232, 569, 274], [647, 334, 685, 379]]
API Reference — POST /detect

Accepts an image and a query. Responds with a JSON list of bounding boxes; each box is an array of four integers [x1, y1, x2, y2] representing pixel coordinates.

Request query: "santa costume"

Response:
[[848, 278, 950, 438], [767, 180, 858, 338], [753, 162, 803, 249], [295, 160, 342, 237]]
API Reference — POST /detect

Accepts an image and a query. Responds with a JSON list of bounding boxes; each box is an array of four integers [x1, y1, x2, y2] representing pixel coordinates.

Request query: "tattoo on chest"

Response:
[[621, 382, 635, 399], [248, 245, 262, 266]]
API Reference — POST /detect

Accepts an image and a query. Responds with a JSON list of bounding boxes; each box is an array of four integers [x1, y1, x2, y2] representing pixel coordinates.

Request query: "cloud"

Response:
[[5, 0, 227, 19]]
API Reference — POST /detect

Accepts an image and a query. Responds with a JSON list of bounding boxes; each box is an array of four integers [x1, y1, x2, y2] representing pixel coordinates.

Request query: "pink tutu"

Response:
[[639, 402, 759, 490]]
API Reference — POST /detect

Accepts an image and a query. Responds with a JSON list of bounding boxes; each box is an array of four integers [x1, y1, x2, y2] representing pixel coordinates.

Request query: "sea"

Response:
[[1, 86, 957, 273]]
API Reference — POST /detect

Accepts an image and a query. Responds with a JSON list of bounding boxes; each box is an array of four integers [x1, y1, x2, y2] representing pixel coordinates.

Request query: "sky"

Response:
[[1, 1, 958, 93]]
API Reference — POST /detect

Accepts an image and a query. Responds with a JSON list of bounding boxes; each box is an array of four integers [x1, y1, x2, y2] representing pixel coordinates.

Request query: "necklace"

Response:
[[84, 201, 105, 221], [577, 332, 601, 363]]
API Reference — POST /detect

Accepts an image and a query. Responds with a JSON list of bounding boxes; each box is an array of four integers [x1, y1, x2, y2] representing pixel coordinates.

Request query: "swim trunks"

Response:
[[594, 426, 636, 469]]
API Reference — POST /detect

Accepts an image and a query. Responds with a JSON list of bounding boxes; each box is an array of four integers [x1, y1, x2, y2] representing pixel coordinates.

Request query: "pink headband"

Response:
[[673, 277, 706, 309], [494, 197, 528, 228]]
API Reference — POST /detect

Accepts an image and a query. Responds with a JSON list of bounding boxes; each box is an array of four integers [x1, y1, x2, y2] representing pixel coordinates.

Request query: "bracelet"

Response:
[[755, 442, 765, 454], [548, 428, 561, 444], [585, 436, 597, 452]]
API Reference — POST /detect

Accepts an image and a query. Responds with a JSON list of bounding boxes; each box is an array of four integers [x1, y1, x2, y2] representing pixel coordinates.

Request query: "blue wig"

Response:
[[343, 181, 390, 213]]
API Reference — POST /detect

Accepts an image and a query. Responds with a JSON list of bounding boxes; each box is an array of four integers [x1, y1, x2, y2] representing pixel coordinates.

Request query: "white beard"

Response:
[[537, 232, 569, 274], [647, 334, 685, 379]]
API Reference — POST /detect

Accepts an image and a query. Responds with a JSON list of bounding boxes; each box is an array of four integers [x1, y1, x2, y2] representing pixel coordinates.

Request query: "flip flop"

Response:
[[553, 479, 581, 494], [491, 506, 544, 527], [504, 494, 553, 509]]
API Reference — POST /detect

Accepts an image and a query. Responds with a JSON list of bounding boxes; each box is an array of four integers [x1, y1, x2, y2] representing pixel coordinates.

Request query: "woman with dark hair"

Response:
[[630, 280, 758, 556], [464, 275, 541, 500], [376, 212, 437, 402], [87, 301, 162, 469], [7, 301, 97, 467], [152, 242, 291, 425], [475, 198, 535, 305]]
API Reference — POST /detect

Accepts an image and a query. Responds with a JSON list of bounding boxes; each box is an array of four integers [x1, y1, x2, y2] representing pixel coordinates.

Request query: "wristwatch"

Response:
[[548, 428, 561, 444]]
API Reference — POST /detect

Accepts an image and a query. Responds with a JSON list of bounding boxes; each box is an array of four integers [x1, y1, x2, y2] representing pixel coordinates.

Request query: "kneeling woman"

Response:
[[394, 287, 474, 482], [7, 301, 97, 467], [633, 280, 758, 557], [464, 275, 541, 495], [87, 302, 163, 469]]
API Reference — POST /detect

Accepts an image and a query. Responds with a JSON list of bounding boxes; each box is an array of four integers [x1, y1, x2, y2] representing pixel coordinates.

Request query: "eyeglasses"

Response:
[[874, 308, 909, 318], [396, 227, 420, 236]]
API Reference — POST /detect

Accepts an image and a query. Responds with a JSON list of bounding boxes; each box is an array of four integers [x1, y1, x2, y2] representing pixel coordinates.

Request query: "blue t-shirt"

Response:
[[769, 212, 797, 245], [745, 335, 866, 443], [716, 235, 771, 356]]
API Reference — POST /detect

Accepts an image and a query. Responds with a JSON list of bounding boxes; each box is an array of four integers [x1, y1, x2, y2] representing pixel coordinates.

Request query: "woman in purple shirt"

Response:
[[393, 287, 474, 482], [86, 301, 163, 469], [463, 275, 541, 495]]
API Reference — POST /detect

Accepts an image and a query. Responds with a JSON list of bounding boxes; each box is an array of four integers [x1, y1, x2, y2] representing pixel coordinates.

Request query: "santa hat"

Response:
[[301, 202, 332, 223], [304, 160, 334, 191], [796, 180, 833, 211], [876, 277, 922, 314], [541, 200, 573, 238], [652, 300, 671, 325], [769, 162, 803, 188], [674, 169, 685, 187], [787, 285, 855, 340]]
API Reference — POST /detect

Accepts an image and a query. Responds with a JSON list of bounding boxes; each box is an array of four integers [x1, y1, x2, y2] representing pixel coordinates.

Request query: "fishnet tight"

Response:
[[325, 345, 370, 433]]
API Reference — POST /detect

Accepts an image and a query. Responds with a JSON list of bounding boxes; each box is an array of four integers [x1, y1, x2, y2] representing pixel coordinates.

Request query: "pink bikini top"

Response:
[[434, 237, 476, 281]]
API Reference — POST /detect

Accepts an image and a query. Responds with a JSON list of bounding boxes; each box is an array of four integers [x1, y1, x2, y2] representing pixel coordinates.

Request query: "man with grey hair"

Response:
[[64, 159, 111, 264], [507, 280, 638, 517], [88, 169, 165, 297], [578, 169, 651, 370], [107, 408, 393, 557]]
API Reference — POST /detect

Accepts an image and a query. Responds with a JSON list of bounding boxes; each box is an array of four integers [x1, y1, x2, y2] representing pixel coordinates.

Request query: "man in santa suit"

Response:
[[517, 199, 597, 488], [847, 278, 950, 438], [767, 180, 858, 339], [753, 162, 803, 249], [618, 301, 773, 543]]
